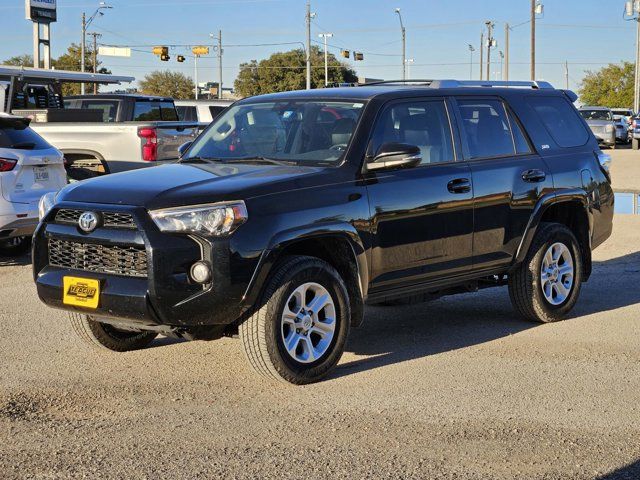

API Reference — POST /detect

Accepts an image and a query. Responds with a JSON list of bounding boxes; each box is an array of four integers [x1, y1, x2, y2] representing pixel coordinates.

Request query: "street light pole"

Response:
[[530, 0, 536, 80], [468, 44, 475, 80], [306, 1, 312, 90], [81, 3, 112, 95], [504, 22, 510, 81], [499, 51, 504, 80], [479, 31, 484, 80], [88, 32, 102, 94], [318, 33, 333, 86], [405, 58, 414, 79], [395, 8, 406, 80]]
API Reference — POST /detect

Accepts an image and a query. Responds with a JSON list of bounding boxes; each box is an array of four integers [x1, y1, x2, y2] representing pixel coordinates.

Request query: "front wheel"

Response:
[[69, 313, 157, 351], [508, 222, 583, 323], [240, 256, 350, 384]]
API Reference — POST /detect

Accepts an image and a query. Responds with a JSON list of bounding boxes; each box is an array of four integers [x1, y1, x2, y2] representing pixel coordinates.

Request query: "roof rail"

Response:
[[363, 79, 555, 90]]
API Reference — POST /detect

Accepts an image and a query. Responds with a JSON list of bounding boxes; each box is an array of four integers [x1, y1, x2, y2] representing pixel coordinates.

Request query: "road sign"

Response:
[[25, 0, 57, 23], [192, 46, 210, 56], [98, 47, 131, 58]]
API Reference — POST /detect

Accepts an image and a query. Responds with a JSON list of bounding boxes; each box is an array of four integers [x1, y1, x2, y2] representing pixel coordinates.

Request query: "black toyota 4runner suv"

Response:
[[33, 80, 614, 384]]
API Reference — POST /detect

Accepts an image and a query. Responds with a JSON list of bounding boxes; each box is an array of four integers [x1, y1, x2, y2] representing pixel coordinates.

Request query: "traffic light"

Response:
[[160, 53, 170, 61], [153, 46, 168, 56], [191, 46, 209, 56], [177, 55, 185, 63], [354, 52, 364, 61], [341, 50, 350, 59]]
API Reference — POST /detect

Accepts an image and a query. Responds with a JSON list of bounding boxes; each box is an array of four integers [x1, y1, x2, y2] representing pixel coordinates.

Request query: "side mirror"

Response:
[[367, 142, 422, 171], [178, 141, 192, 157]]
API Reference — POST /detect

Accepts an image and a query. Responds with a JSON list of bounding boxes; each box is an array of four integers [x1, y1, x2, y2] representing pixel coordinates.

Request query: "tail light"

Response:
[[0, 158, 17, 172], [138, 127, 158, 162]]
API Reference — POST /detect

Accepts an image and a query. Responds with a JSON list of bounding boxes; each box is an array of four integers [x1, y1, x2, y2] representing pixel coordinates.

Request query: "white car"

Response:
[[0, 114, 66, 255]]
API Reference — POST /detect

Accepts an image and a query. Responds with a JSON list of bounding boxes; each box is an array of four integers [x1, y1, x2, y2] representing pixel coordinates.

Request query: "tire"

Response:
[[240, 255, 351, 385], [633, 138, 639, 150], [508, 222, 583, 323], [0, 237, 31, 257], [69, 313, 157, 352]]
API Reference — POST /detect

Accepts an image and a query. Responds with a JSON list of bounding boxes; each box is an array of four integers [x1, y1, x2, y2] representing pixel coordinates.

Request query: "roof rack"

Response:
[[364, 79, 555, 90]]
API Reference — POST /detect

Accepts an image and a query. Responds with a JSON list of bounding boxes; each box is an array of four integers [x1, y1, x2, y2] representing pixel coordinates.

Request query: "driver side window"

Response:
[[369, 100, 454, 165]]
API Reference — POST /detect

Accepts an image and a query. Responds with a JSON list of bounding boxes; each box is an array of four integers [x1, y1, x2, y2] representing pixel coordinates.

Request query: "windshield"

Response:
[[580, 109, 612, 121], [184, 100, 365, 165]]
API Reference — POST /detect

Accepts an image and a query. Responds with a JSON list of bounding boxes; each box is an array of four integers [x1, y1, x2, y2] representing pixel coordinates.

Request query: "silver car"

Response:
[[579, 106, 616, 149]]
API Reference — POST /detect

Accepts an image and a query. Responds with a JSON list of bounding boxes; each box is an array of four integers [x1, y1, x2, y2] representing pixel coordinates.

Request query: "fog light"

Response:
[[190, 261, 212, 284]]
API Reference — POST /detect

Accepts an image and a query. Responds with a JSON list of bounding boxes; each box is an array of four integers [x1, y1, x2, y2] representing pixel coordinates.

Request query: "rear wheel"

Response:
[[508, 222, 583, 323], [240, 256, 350, 384], [0, 237, 31, 256], [69, 313, 157, 352]]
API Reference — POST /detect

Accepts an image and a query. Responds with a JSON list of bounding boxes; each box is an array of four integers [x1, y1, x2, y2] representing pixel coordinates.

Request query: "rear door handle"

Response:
[[521, 169, 546, 183], [447, 178, 471, 194]]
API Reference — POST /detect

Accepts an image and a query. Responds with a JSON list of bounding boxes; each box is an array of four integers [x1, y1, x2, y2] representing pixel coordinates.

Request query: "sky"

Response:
[[0, 0, 636, 93]]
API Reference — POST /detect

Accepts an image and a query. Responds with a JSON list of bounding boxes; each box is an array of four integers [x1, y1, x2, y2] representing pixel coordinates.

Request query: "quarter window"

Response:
[[526, 96, 589, 148], [456, 99, 515, 159], [369, 100, 454, 165]]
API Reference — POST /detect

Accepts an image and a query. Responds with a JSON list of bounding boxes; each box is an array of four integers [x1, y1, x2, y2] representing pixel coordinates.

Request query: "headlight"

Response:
[[149, 201, 248, 236], [38, 191, 57, 221]]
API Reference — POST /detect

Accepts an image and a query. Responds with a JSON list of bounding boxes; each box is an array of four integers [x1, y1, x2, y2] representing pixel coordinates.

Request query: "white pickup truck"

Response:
[[1, 66, 199, 180]]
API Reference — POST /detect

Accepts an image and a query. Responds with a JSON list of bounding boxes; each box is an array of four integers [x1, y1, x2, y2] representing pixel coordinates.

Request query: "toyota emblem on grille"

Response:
[[78, 211, 99, 233]]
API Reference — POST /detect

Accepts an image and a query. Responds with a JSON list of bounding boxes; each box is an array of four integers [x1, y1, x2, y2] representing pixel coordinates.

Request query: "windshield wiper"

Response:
[[220, 156, 295, 166]]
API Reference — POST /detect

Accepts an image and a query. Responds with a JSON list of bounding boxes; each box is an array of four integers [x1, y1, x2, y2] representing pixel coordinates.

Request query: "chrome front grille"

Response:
[[55, 209, 137, 229], [48, 238, 148, 277]]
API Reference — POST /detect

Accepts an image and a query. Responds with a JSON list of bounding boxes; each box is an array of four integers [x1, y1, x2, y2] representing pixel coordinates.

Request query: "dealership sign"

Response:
[[25, 0, 57, 23]]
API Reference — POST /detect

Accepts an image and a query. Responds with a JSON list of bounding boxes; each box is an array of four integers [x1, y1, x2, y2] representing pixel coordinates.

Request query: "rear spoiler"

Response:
[[0, 115, 30, 130]]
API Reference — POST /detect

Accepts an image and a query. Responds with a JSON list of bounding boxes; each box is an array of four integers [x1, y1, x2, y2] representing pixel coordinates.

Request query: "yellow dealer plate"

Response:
[[63, 277, 100, 309]]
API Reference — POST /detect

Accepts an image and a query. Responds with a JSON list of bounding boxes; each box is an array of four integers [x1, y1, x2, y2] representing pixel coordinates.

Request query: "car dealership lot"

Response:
[[1, 174, 639, 480]]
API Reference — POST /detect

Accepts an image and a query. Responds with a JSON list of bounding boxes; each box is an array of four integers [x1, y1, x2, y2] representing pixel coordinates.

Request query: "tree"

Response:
[[53, 43, 110, 96], [234, 46, 357, 97], [2, 54, 33, 67], [578, 61, 635, 107], [139, 71, 195, 99]]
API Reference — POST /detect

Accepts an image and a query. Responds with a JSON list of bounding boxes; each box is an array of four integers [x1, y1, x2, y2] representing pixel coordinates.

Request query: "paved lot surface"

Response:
[[610, 145, 640, 192], [1, 165, 639, 479]]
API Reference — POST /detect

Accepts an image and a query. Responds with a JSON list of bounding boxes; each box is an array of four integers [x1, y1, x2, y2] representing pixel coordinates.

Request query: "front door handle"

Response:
[[447, 178, 471, 194], [522, 169, 546, 183]]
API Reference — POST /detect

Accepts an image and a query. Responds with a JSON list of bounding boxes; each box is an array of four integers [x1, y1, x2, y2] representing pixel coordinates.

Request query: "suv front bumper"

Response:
[[33, 202, 257, 328]]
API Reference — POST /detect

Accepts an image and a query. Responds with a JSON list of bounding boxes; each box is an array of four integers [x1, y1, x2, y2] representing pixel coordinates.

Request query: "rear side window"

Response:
[[133, 101, 179, 121], [526, 96, 589, 148], [176, 105, 197, 122], [209, 106, 227, 120], [508, 110, 532, 154], [456, 99, 515, 159], [80, 100, 119, 122], [0, 125, 51, 150], [369, 100, 454, 165]]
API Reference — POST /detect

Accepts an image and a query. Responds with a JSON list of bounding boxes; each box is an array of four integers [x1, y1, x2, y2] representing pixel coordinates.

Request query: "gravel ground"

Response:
[[1, 199, 639, 478]]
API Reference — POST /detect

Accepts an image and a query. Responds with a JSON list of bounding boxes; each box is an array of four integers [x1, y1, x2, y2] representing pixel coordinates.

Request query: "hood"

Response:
[[58, 162, 328, 209]]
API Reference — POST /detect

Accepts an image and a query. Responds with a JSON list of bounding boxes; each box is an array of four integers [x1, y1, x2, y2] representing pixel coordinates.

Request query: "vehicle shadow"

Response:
[[0, 253, 32, 268], [335, 251, 640, 378], [597, 458, 640, 479]]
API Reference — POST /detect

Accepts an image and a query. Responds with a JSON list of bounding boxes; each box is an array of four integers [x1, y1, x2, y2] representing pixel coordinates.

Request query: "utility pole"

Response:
[[395, 9, 406, 80], [485, 21, 494, 82], [88, 32, 102, 94], [218, 30, 223, 99], [504, 23, 510, 81], [564, 61, 569, 90], [479, 31, 484, 80], [194, 54, 199, 99], [405, 58, 414, 79], [81, 12, 86, 94], [306, 1, 312, 90], [530, 0, 536, 80], [625, 1, 640, 114], [499, 51, 504, 80], [318, 33, 333, 86], [468, 44, 475, 80]]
